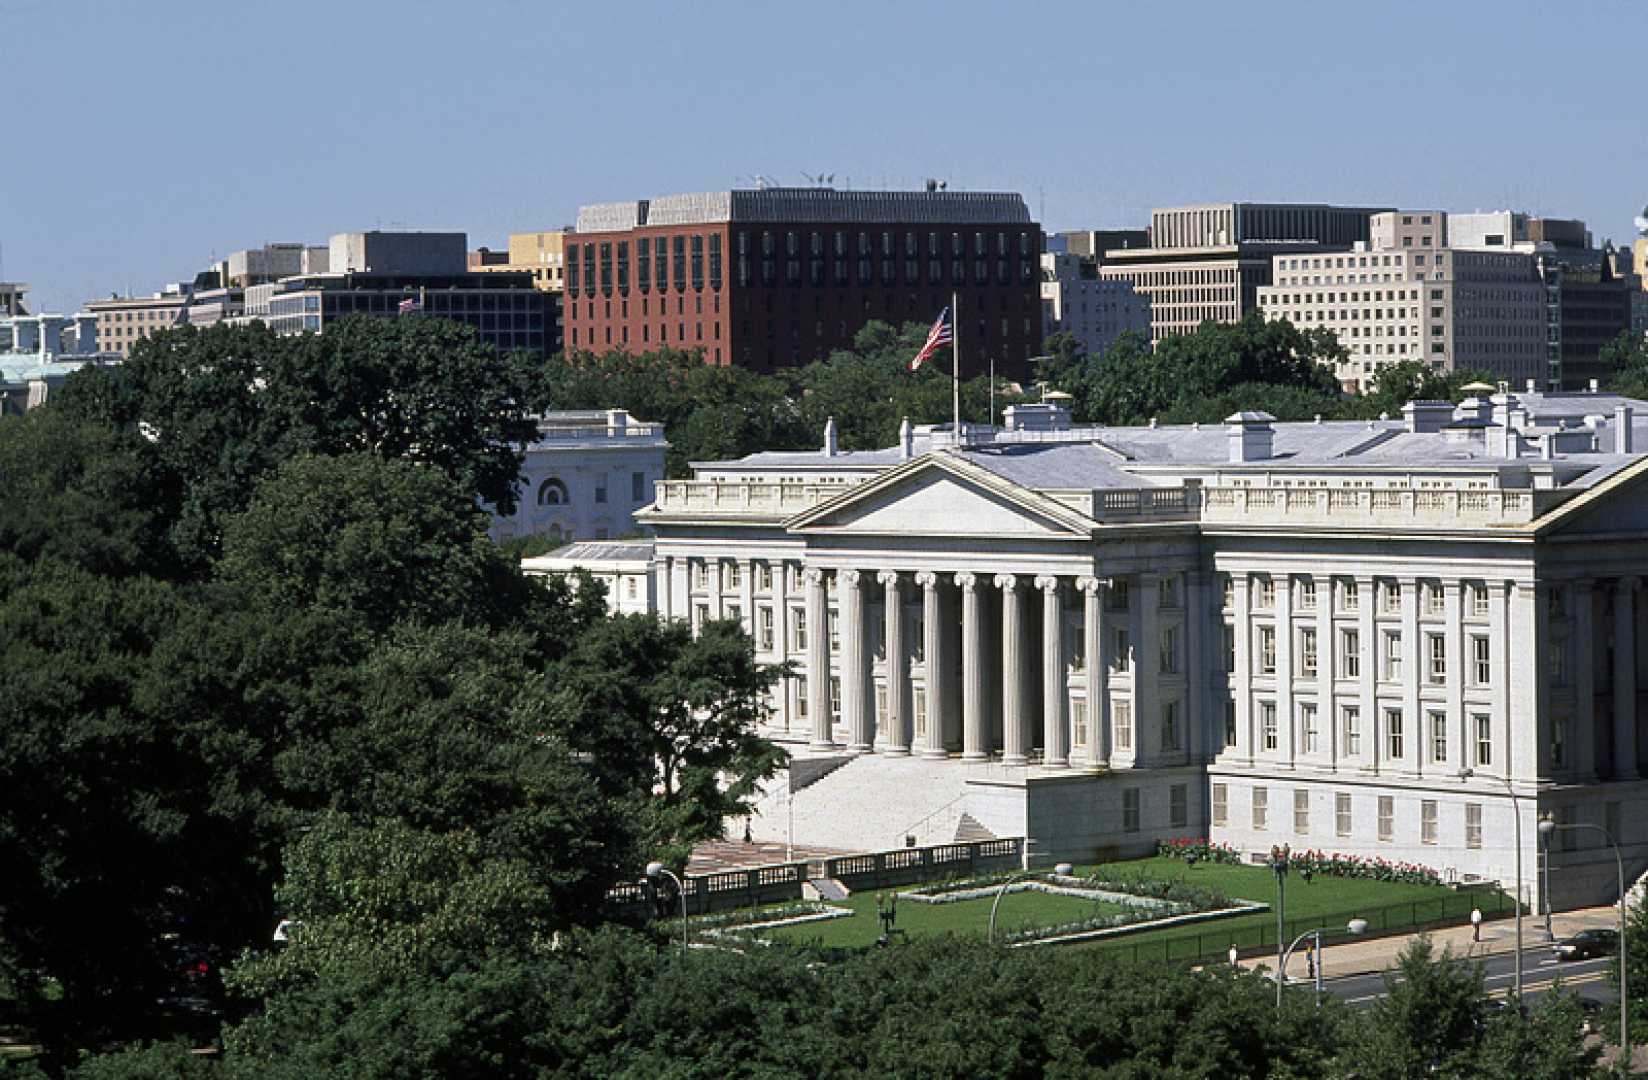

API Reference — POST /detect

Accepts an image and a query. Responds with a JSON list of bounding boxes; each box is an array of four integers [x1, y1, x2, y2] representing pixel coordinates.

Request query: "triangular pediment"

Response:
[[787, 454, 1094, 539], [1537, 457, 1648, 538]]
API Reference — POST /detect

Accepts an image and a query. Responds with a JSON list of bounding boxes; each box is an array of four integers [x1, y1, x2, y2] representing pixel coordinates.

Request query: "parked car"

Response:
[[1552, 928, 1619, 961]]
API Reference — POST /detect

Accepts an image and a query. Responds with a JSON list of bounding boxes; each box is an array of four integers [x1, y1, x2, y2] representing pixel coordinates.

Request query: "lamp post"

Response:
[[1278, 919, 1369, 1007], [1271, 843, 1290, 1008], [645, 861, 689, 952], [1538, 816, 1628, 1061], [1460, 766, 1523, 998]]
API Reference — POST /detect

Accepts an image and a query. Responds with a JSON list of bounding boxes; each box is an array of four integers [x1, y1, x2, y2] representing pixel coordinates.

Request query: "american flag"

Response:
[[397, 296, 423, 316], [907, 306, 952, 372]]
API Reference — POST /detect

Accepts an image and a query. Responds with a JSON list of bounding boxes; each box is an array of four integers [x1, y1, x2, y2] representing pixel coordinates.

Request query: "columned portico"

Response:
[[917, 571, 946, 759], [839, 569, 871, 752], [957, 572, 987, 760], [1078, 576, 1108, 770]]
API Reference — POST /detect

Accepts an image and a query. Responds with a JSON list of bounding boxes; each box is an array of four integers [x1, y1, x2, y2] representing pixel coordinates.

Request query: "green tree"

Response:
[[1340, 937, 1486, 1079], [1349, 360, 1498, 421], [1603, 329, 1648, 399]]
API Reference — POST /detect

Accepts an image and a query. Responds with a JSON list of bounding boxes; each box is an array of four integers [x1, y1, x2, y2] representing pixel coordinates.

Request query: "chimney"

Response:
[[1526, 379, 1537, 394], [899, 416, 914, 460], [1617, 404, 1634, 453], [1402, 400, 1453, 434], [822, 416, 839, 457], [1225, 411, 1275, 463], [1590, 378, 1600, 393]]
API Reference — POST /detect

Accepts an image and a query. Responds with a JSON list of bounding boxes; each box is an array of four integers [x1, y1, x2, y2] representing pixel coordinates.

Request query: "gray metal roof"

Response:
[[525, 539, 655, 566]]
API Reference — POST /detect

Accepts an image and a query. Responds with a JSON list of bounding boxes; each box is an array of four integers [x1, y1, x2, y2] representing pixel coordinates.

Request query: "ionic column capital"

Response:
[[914, 570, 939, 589], [993, 573, 1019, 591], [954, 570, 978, 591], [804, 567, 826, 586], [876, 569, 901, 588], [838, 569, 861, 587], [1034, 574, 1060, 593], [1076, 575, 1103, 596]]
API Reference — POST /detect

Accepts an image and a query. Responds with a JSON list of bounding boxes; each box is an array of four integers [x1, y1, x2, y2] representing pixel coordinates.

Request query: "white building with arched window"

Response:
[[489, 409, 668, 545]]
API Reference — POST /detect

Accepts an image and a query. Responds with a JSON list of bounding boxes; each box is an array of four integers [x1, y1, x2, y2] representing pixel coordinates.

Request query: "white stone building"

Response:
[[642, 395, 1648, 910], [489, 409, 668, 545], [522, 539, 657, 616]]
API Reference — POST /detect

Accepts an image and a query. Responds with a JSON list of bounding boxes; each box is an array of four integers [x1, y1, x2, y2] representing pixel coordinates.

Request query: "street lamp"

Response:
[[1538, 816, 1628, 1060], [1270, 843, 1291, 1008], [1278, 918, 1368, 1007], [1460, 766, 1524, 999], [645, 861, 689, 952]]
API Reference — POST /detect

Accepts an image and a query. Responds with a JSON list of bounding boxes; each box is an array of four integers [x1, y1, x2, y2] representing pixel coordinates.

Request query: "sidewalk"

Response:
[[1237, 903, 1623, 982]]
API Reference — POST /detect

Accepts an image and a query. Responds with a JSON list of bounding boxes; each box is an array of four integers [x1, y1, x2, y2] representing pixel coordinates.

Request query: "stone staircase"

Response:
[[746, 752, 974, 853], [953, 812, 997, 844]]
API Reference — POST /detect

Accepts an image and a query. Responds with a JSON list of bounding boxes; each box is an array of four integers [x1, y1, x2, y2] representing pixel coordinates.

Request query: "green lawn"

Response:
[[749, 856, 1510, 962], [759, 888, 1133, 948]]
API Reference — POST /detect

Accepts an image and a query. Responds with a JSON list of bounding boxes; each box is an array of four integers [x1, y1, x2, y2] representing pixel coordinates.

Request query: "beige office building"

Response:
[[84, 289, 190, 358], [1258, 212, 1544, 392], [471, 230, 566, 292]]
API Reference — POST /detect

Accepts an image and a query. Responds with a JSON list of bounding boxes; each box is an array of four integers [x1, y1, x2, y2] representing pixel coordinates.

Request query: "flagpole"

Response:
[[951, 290, 961, 441]]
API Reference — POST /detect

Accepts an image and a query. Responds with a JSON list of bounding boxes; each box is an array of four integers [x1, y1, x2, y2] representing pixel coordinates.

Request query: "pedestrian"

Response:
[[1305, 940, 1316, 979], [743, 818, 753, 844], [1228, 943, 1239, 968], [1471, 907, 1482, 942]]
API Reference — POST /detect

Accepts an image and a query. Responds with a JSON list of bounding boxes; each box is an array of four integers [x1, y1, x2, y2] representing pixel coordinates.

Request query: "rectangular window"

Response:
[[757, 606, 774, 651], [1114, 700, 1133, 752], [1108, 579, 1130, 611], [1378, 795, 1394, 841], [1160, 626, 1178, 674], [1253, 786, 1269, 830], [1122, 788, 1140, 832], [1170, 783, 1188, 828], [1300, 628, 1318, 677], [594, 483, 608, 505], [828, 610, 840, 653], [1380, 580, 1400, 614], [725, 603, 741, 624], [695, 561, 710, 590], [1341, 629, 1361, 678], [758, 563, 773, 592], [1294, 789, 1310, 834], [791, 608, 807, 652], [1299, 578, 1317, 611], [875, 684, 888, 733], [1300, 703, 1319, 753], [1258, 626, 1277, 674], [1471, 583, 1489, 617], [725, 562, 742, 589], [1261, 701, 1278, 751], [1551, 717, 1566, 767], [1429, 710, 1448, 764], [796, 675, 808, 719], [1425, 582, 1445, 616], [1161, 701, 1179, 751], [1386, 708, 1404, 759], [1159, 576, 1178, 609], [1224, 700, 1237, 748], [1223, 624, 1236, 672], [1384, 631, 1402, 680], [694, 602, 709, 628], [1212, 783, 1228, 826], [1428, 633, 1446, 684], [632, 471, 646, 503], [1421, 800, 1438, 845], [1465, 803, 1483, 849], [1341, 579, 1360, 612], [829, 677, 841, 721], [1071, 698, 1089, 748], [1113, 628, 1131, 673], [1335, 792, 1352, 837], [1472, 636, 1490, 685], [1222, 575, 1235, 610], [1474, 713, 1492, 767], [1256, 577, 1275, 609], [914, 689, 927, 736]]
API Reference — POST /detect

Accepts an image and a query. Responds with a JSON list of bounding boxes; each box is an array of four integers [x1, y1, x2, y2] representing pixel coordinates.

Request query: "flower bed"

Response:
[[1155, 839, 1443, 885], [1156, 838, 1243, 865], [674, 901, 852, 937]]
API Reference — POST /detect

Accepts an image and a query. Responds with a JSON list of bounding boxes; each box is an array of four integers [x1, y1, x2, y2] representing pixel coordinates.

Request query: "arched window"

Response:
[[537, 477, 569, 506]]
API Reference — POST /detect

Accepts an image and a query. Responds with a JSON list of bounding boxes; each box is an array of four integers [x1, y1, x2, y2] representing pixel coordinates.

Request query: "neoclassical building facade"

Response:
[[640, 394, 1648, 908]]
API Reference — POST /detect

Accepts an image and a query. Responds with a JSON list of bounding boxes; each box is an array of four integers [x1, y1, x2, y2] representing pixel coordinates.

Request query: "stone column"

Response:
[[1185, 571, 1206, 763], [917, 571, 945, 759], [840, 570, 871, 753], [1401, 578, 1420, 776], [659, 555, 674, 620], [1356, 575, 1377, 772], [1078, 576, 1108, 770], [737, 558, 755, 633], [1574, 580, 1596, 780], [1490, 580, 1510, 781], [1315, 574, 1335, 769], [1616, 577, 1639, 780], [997, 574, 1029, 765], [1037, 575, 1067, 767], [805, 568, 834, 751], [1275, 574, 1294, 769], [878, 571, 910, 756], [1234, 572, 1254, 766], [1445, 580, 1465, 771], [671, 557, 691, 627], [1134, 573, 1157, 768], [957, 572, 987, 761]]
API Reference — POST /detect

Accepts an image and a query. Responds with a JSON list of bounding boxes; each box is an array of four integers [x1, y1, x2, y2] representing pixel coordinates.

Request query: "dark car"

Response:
[[1552, 928, 1619, 961]]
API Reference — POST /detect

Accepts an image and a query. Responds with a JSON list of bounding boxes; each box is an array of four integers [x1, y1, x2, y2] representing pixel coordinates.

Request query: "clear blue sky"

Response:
[[5, 0, 1644, 313]]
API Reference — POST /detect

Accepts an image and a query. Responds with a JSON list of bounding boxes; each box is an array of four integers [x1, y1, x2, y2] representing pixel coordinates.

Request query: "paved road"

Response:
[[1318, 947, 1617, 1009]]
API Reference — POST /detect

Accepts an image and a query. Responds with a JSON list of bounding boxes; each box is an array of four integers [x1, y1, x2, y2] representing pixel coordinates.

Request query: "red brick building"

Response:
[[563, 188, 1041, 379]]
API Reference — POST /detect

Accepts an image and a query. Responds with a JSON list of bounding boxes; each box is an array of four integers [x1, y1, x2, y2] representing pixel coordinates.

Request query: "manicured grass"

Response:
[[760, 888, 1132, 948], [1067, 856, 1510, 963]]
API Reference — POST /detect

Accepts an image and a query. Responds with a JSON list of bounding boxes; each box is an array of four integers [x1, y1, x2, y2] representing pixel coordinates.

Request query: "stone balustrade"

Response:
[[651, 479, 861, 515], [1199, 485, 1545, 526]]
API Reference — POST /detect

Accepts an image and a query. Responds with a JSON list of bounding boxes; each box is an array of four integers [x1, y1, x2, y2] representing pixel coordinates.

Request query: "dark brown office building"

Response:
[[563, 188, 1041, 378]]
